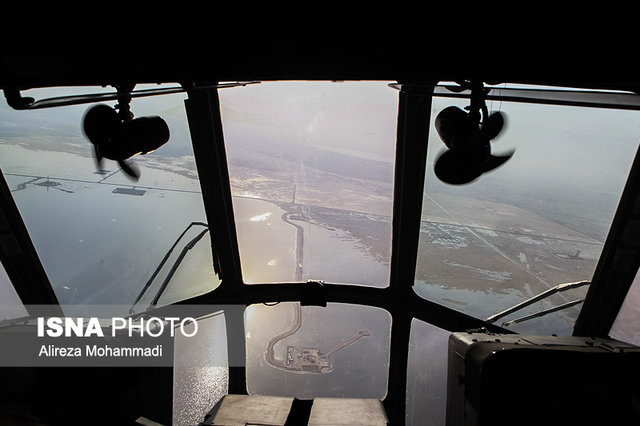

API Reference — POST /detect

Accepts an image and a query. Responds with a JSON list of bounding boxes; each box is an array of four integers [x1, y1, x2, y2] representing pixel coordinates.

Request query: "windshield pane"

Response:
[[173, 311, 228, 426], [415, 90, 639, 335], [0, 262, 28, 321], [406, 318, 449, 426], [609, 267, 640, 346], [219, 81, 397, 286], [0, 86, 220, 316], [244, 302, 391, 399]]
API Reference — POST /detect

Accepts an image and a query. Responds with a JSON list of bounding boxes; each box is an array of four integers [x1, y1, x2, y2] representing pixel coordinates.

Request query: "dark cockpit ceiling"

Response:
[[1, 38, 638, 93]]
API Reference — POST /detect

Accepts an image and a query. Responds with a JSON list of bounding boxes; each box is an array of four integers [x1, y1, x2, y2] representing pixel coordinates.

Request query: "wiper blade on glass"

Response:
[[501, 299, 584, 327], [129, 221, 208, 314], [485, 280, 590, 325]]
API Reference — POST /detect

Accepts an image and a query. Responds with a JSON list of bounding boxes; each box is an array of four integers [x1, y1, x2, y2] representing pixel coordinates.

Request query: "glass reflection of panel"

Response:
[[173, 311, 228, 426], [0, 86, 220, 316], [415, 93, 640, 336], [244, 302, 391, 399], [219, 81, 397, 286], [610, 268, 640, 346], [406, 318, 450, 426], [0, 262, 28, 321]]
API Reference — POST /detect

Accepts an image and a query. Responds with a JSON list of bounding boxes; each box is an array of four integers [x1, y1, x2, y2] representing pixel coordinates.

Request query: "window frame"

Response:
[[4, 79, 640, 425]]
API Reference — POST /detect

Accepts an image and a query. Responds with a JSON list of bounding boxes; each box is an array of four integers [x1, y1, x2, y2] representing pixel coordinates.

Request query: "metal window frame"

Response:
[[3, 76, 640, 425], [182, 80, 640, 424], [181, 81, 512, 424], [573, 143, 640, 337], [0, 171, 61, 313]]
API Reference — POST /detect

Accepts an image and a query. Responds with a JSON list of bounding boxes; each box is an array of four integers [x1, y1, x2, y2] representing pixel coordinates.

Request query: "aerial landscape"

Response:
[[1, 81, 639, 424], [2, 81, 638, 336], [221, 81, 638, 336]]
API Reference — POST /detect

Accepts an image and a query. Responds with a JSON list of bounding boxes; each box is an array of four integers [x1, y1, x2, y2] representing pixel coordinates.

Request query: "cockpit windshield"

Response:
[[415, 87, 640, 335], [219, 81, 397, 286], [0, 85, 220, 316], [2, 81, 638, 336]]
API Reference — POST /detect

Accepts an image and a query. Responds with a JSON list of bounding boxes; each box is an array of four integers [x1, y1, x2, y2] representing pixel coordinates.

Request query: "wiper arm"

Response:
[[129, 222, 208, 314], [485, 280, 590, 325], [501, 299, 584, 327], [146, 227, 209, 310]]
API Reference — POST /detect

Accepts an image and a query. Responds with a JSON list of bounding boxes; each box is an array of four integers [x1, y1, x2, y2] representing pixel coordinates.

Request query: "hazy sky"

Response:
[[427, 95, 640, 193], [219, 80, 399, 163], [3, 81, 639, 194]]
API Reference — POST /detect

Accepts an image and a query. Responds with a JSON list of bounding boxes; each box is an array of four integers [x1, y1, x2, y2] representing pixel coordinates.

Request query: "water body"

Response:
[[295, 211, 390, 287], [233, 196, 392, 287], [232, 197, 297, 283], [1, 145, 217, 316]]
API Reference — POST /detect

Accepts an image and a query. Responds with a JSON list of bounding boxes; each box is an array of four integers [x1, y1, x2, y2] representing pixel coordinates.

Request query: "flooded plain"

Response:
[[1, 139, 218, 316], [3, 81, 638, 339], [3, 81, 640, 426], [415, 184, 606, 336]]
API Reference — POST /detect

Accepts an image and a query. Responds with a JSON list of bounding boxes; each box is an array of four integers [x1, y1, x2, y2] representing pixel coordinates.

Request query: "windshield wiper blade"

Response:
[[129, 221, 208, 314], [485, 280, 590, 325], [501, 299, 584, 327], [146, 227, 209, 310]]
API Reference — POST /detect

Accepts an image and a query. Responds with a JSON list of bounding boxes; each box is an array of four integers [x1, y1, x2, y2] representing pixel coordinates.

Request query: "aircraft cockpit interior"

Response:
[[1, 45, 640, 425]]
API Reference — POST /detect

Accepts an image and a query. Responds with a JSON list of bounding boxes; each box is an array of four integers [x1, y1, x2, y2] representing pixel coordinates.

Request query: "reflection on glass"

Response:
[[244, 302, 391, 399], [406, 318, 450, 426], [0, 86, 220, 315], [219, 81, 397, 286], [0, 262, 28, 321], [610, 267, 640, 346], [173, 311, 228, 426], [415, 93, 639, 335]]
